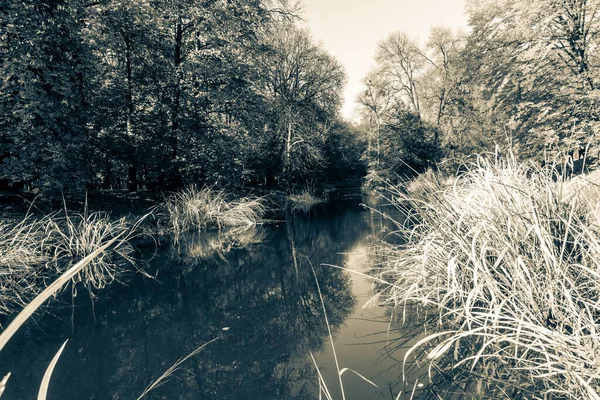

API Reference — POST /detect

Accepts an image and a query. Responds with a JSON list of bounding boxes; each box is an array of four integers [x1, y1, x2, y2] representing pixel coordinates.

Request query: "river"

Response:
[[1, 193, 434, 400]]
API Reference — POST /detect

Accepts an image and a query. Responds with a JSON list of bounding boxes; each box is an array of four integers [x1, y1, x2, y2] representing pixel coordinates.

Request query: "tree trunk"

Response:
[[128, 162, 138, 192], [124, 34, 137, 192], [171, 17, 183, 160]]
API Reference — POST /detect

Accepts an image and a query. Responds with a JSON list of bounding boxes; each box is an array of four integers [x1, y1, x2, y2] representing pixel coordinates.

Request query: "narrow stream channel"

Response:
[[1, 193, 432, 400]]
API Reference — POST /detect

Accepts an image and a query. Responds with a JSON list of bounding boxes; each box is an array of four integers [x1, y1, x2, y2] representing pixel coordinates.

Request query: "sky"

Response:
[[300, 0, 469, 121]]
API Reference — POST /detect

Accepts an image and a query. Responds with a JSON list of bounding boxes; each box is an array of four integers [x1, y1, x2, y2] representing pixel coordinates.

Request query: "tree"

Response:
[[375, 32, 428, 118], [357, 69, 395, 168], [0, 0, 92, 196], [464, 0, 600, 162], [263, 24, 346, 186], [379, 104, 439, 177]]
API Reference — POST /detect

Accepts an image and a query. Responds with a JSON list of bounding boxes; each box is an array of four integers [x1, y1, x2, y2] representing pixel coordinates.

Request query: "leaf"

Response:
[[0, 373, 11, 398], [38, 340, 68, 400]]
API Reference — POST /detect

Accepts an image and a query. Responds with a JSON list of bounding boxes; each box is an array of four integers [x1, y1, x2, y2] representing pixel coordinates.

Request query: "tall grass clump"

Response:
[[376, 154, 600, 399], [159, 186, 266, 239], [287, 188, 326, 213], [44, 206, 146, 290], [0, 216, 50, 314]]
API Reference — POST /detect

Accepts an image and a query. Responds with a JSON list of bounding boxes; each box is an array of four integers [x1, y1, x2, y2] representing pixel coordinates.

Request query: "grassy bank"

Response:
[[376, 155, 600, 399]]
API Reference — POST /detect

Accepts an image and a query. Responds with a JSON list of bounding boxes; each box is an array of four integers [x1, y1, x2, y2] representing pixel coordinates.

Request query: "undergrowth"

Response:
[[375, 154, 600, 399]]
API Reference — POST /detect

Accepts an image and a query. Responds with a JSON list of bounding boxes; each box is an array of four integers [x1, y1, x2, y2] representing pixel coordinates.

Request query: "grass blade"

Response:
[[0, 232, 125, 352], [136, 337, 219, 400], [0, 373, 11, 398], [37, 339, 68, 400]]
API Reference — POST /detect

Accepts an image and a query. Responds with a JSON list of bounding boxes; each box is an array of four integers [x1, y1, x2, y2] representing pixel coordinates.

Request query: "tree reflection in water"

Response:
[[1, 199, 373, 400]]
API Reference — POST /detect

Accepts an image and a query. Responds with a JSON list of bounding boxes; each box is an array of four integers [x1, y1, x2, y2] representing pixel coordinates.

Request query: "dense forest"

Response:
[[0, 0, 365, 198], [2, 0, 600, 198]]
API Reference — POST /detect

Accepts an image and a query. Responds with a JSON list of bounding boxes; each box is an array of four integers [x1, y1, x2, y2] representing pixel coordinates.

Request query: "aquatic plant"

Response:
[[0, 215, 50, 314], [376, 154, 600, 399], [0, 234, 125, 399], [159, 186, 266, 239], [287, 189, 326, 212], [44, 205, 147, 290]]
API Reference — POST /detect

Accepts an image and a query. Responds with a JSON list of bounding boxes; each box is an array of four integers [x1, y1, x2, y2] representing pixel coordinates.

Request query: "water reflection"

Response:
[[1, 196, 380, 400]]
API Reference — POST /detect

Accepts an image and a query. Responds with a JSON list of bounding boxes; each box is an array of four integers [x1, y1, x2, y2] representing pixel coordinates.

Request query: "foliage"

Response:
[[1, 1, 350, 197], [0, 0, 92, 196], [262, 24, 347, 186], [376, 154, 600, 398], [323, 121, 368, 182], [460, 0, 600, 162]]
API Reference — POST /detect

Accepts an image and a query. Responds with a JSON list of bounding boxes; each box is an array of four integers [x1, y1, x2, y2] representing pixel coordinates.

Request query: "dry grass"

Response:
[[287, 190, 326, 213], [0, 234, 125, 399], [159, 186, 266, 240], [0, 203, 148, 315], [375, 154, 600, 399], [0, 215, 50, 314], [43, 205, 147, 290]]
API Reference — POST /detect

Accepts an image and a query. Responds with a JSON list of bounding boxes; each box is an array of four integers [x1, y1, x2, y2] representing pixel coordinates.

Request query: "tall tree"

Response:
[[465, 0, 600, 161], [375, 32, 428, 118], [357, 69, 395, 167], [263, 24, 346, 186]]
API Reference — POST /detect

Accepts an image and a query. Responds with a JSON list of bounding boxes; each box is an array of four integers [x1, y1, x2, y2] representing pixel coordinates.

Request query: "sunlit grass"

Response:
[[0, 234, 126, 399], [288, 189, 326, 212], [375, 154, 600, 399], [158, 186, 266, 240], [0, 215, 50, 314], [43, 203, 149, 290]]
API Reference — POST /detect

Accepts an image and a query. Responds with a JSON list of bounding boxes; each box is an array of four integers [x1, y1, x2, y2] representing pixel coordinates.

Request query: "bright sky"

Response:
[[301, 0, 469, 121]]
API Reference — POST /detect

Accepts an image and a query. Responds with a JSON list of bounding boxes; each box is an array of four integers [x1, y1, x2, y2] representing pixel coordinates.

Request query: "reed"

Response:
[[159, 186, 266, 239], [375, 154, 600, 399], [0, 215, 50, 314], [287, 189, 326, 212], [43, 205, 147, 290], [0, 234, 125, 399]]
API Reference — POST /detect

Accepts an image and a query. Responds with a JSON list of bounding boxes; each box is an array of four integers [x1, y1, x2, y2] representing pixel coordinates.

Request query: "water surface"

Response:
[[1, 193, 431, 400]]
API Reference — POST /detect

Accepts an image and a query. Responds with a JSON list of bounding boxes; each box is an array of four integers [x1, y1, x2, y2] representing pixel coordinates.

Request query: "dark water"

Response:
[[1, 193, 431, 400]]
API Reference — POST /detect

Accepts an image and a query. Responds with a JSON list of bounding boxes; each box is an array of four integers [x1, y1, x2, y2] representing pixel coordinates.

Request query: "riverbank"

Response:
[[375, 155, 600, 399]]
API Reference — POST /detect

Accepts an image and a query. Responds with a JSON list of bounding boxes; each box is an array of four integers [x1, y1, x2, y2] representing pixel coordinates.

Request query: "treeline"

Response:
[[359, 0, 600, 180], [0, 0, 365, 197]]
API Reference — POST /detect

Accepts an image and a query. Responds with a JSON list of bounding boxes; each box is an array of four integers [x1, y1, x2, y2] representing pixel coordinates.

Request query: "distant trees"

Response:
[[0, 0, 351, 197], [357, 28, 458, 180], [359, 0, 600, 177], [263, 25, 346, 186]]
